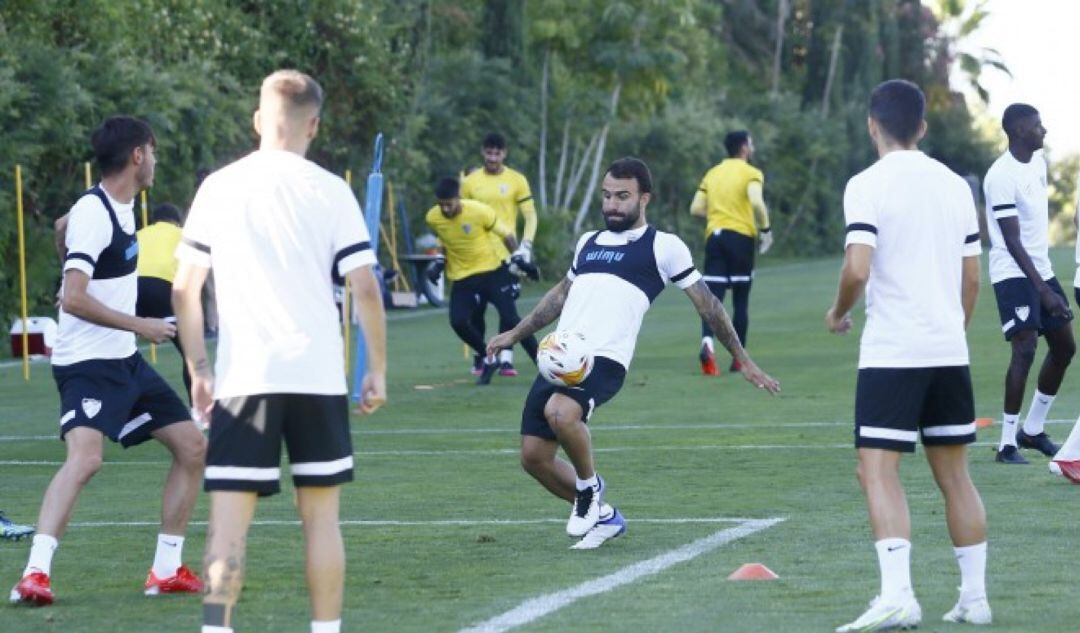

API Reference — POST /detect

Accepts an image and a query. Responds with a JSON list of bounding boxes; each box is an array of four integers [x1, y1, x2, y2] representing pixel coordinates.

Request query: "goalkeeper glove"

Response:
[[758, 229, 773, 255], [426, 257, 446, 283], [512, 240, 533, 265], [510, 254, 539, 281]]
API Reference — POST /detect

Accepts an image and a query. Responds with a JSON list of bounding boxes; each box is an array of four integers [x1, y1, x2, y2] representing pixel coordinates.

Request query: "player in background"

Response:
[[690, 131, 773, 375], [135, 203, 190, 399], [827, 80, 990, 631], [10, 116, 206, 607], [173, 70, 387, 633], [1050, 181, 1080, 479], [489, 157, 779, 549], [984, 103, 1074, 465], [460, 132, 538, 376], [426, 177, 538, 385]]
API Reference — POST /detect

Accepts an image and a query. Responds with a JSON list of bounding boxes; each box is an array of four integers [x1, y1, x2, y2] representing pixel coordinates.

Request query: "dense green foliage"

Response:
[[1, 0, 1004, 323]]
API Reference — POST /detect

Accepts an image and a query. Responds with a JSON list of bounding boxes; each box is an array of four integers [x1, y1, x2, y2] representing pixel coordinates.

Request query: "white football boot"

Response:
[[943, 596, 992, 625], [572, 504, 626, 550], [566, 476, 604, 537], [836, 594, 922, 632]]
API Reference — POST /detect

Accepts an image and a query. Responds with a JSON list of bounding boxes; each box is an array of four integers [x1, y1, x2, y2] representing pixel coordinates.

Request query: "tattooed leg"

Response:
[[203, 491, 257, 628]]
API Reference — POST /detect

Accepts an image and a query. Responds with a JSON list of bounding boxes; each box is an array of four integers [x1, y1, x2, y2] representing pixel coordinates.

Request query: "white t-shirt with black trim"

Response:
[[52, 186, 138, 366], [559, 224, 701, 369], [175, 149, 376, 399], [984, 149, 1052, 284], [844, 150, 981, 369]]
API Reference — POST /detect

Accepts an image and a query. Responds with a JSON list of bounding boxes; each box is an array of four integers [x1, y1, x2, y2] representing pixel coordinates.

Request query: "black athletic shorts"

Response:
[[993, 276, 1072, 340], [702, 229, 755, 286], [521, 356, 626, 440], [204, 394, 353, 496], [854, 366, 976, 453], [136, 276, 173, 319], [52, 352, 190, 447]]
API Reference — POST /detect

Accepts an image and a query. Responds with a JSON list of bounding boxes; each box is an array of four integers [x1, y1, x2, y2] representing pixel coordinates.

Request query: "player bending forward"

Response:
[[488, 157, 780, 549]]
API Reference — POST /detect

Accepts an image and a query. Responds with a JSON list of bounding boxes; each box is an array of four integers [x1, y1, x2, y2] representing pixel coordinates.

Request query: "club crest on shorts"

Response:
[[1015, 305, 1030, 322], [81, 398, 102, 419]]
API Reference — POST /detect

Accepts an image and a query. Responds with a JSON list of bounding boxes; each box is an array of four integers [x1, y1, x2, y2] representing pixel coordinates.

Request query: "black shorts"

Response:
[[52, 352, 190, 448], [993, 276, 1072, 340], [854, 366, 976, 453], [521, 356, 626, 440], [702, 229, 755, 286], [204, 394, 353, 496], [136, 276, 173, 319]]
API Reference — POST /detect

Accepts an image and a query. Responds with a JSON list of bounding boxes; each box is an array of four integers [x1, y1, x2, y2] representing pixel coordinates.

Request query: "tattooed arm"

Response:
[[172, 261, 214, 419], [487, 277, 572, 355], [684, 279, 781, 394]]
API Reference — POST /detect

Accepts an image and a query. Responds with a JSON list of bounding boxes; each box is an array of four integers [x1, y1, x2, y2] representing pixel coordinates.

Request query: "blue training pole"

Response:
[[352, 134, 385, 402]]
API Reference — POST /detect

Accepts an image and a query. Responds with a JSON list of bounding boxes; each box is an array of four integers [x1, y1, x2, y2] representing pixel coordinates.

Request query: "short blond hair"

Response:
[[260, 69, 324, 114]]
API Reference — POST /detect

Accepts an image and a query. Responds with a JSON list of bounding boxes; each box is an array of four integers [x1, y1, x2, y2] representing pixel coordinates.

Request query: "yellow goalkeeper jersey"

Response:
[[425, 200, 511, 281], [698, 158, 765, 238], [460, 166, 536, 260], [136, 222, 182, 282]]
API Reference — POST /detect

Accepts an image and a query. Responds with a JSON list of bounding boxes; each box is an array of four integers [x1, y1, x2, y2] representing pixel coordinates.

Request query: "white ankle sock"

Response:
[[499, 348, 513, 364], [23, 533, 58, 577], [1022, 390, 1054, 435], [575, 475, 599, 491], [874, 538, 913, 603], [152, 533, 184, 578], [954, 542, 987, 602], [1054, 415, 1080, 460], [311, 620, 341, 633], [999, 413, 1019, 450], [701, 336, 714, 352], [201, 627, 233, 633]]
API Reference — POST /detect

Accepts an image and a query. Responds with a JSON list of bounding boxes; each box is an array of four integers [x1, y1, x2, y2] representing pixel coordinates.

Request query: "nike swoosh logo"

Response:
[[161, 541, 179, 548], [887, 546, 906, 552]]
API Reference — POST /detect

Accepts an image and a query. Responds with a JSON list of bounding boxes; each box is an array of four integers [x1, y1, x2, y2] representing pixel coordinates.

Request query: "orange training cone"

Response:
[[727, 563, 779, 581], [975, 417, 993, 428]]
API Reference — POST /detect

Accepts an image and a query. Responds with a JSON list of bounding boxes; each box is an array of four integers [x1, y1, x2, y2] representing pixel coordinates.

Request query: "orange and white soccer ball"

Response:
[[537, 331, 594, 387]]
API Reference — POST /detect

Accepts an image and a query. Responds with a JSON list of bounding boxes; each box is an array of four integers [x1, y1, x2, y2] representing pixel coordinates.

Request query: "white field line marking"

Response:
[[1, 419, 1071, 443], [459, 517, 785, 633], [66, 516, 758, 528], [0, 441, 1005, 466]]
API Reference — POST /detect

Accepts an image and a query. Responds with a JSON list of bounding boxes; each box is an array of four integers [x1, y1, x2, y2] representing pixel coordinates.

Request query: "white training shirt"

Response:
[[52, 185, 138, 366], [175, 149, 376, 399], [559, 224, 701, 369], [844, 151, 981, 369], [1074, 171, 1080, 288], [984, 149, 1053, 284]]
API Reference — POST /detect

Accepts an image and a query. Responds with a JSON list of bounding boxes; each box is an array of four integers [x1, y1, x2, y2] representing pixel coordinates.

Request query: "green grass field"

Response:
[[2, 251, 1079, 632]]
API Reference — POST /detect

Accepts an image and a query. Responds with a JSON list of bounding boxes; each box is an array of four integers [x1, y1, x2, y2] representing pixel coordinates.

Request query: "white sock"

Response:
[[499, 348, 513, 364], [1053, 415, 1080, 460], [701, 336, 714, 352], [954, 542, 987, 602], [1022, 390, 1054, 435], [23, 533, 58, 577], [874, 538, 913, 603], [999, 413, 1019, 450], [311, 620, 341, 633], [152, 533, 184, 578], [201, 627, 233, 633], [575, 475, 599, 491]]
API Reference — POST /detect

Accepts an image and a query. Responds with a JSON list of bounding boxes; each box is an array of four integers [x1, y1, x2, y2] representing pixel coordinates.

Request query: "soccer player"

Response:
[[10, 116, 206, 607], [460, 132, 538, 376], [827, 80, 990, 630], [488, 157, 780, 549], [426, 177, 539, 385], [172, 70, 387, 633], [135, 203, 190, 399], [984, 103, 1074, 465], [690, 131, 773, 375]]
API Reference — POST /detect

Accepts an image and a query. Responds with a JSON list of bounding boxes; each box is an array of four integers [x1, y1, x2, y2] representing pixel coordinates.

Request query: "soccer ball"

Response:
[[537, 331, 594, 387]]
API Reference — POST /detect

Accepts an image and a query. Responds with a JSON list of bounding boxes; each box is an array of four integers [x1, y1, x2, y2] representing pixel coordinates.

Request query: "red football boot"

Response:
[[144, 565, 204, 595], [699, 344, 720, 376], [10, 572, 54, 606]]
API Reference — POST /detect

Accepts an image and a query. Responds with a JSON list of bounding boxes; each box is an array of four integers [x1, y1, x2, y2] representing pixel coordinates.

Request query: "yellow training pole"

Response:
[[141, 190, 156, 364], [84, 162, 92, 188], [342, 169, 352, 369], [15, 165, 30, 381]]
